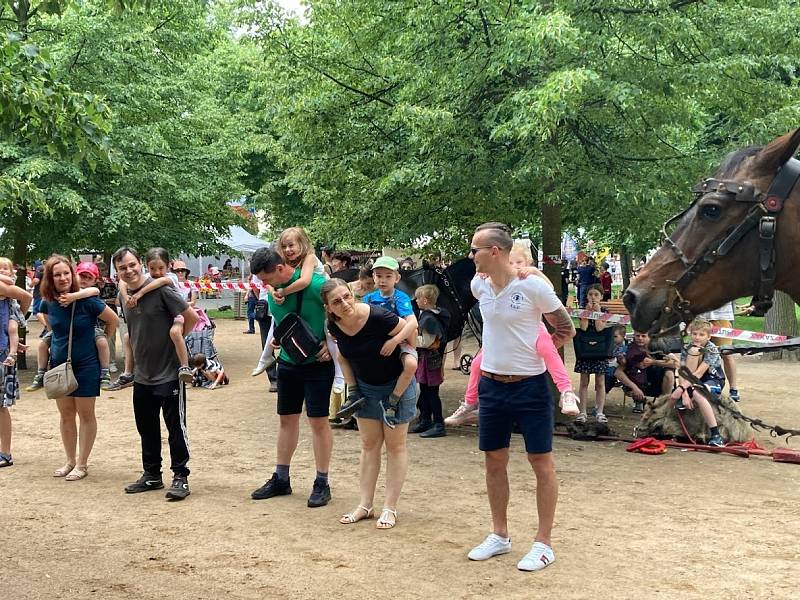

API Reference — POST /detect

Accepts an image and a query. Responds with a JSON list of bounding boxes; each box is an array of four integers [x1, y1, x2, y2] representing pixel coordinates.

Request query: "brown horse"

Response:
[[625, 129, 800, 334]]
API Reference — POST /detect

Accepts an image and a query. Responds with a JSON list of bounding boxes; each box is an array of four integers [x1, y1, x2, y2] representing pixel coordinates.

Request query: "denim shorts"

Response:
[[478, 373, 553, 454], [355, 378, 418, 424]]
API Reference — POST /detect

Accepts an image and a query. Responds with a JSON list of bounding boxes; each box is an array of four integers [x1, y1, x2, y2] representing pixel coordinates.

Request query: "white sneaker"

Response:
[[332, 376, 345, 395], [517, 541, 555, 572], [251, 362, 266, 377], [445, 402, 479, 427], [559, 391, 580, 416], [468, 533, 512, 561]]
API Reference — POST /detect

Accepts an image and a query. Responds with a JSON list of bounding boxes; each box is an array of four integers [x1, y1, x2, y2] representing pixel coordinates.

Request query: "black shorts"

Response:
[[276, 360, 334, 418]]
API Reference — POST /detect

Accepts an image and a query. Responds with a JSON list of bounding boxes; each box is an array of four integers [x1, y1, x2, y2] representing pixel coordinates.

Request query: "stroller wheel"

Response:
[[459, 353, 473, 375]]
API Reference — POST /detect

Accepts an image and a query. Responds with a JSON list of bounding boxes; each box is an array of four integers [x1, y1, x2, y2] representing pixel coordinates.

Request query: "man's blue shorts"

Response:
[[478, 373, 553, 454]]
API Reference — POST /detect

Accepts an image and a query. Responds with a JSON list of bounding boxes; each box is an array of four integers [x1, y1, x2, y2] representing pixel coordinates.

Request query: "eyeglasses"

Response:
[[469, 246, 494, 256], [329, 292, 353, 307]]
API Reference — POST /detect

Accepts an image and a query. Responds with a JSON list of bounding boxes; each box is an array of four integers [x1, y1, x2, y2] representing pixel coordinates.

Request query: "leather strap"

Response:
[[480, 370, 531, 384], [66, 303, 76, 363]]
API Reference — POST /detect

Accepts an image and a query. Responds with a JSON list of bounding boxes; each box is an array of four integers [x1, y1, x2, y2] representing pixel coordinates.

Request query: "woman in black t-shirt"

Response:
[[323, 278, 416, 530]]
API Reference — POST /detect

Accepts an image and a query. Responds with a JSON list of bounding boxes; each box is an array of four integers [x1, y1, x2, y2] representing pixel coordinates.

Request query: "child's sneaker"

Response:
[[444, 402, 479, 426], [574, 412, 587, 424], [251, 354, 276, 377], [178, 366, 193, 383], [100, 373, 113, 390], [729, 388, 740, 402], [707, 434, 725, 447], [596, 413, 608, 424], [559, 391, 580, 416], [381, 394, 401, 429], [26, 372, 44, 392]]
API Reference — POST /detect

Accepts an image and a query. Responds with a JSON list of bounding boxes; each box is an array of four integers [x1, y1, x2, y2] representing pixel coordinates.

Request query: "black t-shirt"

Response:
[[328, 305, 402, 385]]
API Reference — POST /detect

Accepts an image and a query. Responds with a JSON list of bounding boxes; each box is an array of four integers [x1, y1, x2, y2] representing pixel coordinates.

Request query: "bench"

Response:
[[600, 299, 628, 316]]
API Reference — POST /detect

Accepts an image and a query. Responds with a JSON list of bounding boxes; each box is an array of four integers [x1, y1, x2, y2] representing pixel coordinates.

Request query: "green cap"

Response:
[[372, 256, 400, 271]]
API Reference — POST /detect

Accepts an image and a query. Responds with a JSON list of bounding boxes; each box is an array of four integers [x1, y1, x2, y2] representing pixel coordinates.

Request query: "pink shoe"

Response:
[[444, 402, 479, 426], [560, 391, 580, 416]]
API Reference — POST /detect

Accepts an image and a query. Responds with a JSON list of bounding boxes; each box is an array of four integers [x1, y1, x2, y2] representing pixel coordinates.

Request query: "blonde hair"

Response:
[[509, 242, 533, 266], [688, 317, 712, 334], [0, 257, 13, 272], [415, 284, 439, 304], [278, 227, 313, 268]]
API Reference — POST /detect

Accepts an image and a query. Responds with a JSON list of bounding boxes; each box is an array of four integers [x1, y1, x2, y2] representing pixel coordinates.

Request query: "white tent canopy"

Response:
[[222, 225, 271, 254], [179, 226, 271, 280]]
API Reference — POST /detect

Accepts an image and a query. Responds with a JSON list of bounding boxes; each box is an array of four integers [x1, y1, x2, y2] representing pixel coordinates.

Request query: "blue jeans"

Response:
[[246, 297, 256, 332]]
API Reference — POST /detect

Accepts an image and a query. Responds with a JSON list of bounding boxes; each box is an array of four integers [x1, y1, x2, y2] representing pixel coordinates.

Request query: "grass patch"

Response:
[[206, 309, 238, 320]]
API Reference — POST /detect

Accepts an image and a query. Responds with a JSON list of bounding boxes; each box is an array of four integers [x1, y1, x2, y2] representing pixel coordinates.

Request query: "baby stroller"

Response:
[[458, 304, 484, 374]]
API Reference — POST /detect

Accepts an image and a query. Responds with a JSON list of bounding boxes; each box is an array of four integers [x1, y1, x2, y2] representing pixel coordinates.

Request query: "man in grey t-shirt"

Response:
[[113, 247, 198, 501]]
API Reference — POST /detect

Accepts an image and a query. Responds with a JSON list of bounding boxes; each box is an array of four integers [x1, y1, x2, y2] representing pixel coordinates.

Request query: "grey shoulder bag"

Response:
[[44, 304, 79, 399]]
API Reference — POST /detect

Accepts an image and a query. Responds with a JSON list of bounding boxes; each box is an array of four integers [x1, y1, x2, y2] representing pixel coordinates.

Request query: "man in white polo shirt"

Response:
[[467, 222, 575, 572]]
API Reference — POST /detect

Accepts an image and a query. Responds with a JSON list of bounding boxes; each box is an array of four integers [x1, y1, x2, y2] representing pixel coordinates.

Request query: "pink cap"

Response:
[[76, 262, 100, 279]]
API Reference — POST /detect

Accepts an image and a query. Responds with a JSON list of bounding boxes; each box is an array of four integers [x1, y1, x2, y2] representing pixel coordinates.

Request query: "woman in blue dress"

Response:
[[40, 256, 118, 481]]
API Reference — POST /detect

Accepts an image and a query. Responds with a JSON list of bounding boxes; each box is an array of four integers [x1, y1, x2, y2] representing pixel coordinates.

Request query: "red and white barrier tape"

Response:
[[567, 309, 789, 344], [177, 280, 259, 290]]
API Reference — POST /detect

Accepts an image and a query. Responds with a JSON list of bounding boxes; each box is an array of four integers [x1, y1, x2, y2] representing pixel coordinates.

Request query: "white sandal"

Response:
[[339, 505, 373, 524], [376, 507, 397, 529]]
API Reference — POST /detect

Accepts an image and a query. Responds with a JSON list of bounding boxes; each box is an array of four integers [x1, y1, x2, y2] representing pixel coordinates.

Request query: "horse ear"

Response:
[[753, 129, 800, 175]]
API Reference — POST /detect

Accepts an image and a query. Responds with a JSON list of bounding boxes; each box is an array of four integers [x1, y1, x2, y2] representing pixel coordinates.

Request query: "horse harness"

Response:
[[659, 157, 800, 329]]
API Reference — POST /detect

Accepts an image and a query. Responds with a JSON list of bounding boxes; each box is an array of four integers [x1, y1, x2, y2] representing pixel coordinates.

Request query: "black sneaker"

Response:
[[307, 478, 331, 508], [409, 419, 433, 434], [707, 434, 725, 447], [124, 472, 164, 493], [108, 372, 135, 391], [251, 473, 292, 500], [419, 422, 446, 438], [165, 475, 190, 500]]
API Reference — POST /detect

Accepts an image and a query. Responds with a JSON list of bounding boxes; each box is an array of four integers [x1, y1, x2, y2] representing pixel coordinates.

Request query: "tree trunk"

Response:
[[541, 203, 565, 412], [620, 245, 632, 290], [541, 204, 562, 298], [12, 210, 28, 289], [762, 290, 800, 361]]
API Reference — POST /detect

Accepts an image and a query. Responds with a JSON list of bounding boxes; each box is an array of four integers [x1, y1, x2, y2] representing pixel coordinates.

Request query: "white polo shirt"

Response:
[[471, 275, 562, 376]]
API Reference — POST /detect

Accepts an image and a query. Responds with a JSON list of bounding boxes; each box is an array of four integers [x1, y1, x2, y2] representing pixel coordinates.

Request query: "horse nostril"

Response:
[[623, 290, 637, 314]]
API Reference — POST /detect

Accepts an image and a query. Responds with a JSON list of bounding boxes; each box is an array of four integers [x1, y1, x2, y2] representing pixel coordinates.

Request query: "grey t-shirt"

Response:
[[120, 277, 189, 386]]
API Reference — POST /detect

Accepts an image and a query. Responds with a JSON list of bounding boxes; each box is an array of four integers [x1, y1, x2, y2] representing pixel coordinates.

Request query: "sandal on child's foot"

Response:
[[339, 505, 374, 524], [0, 452, 12, 467], [596, 413, 608, 424], [53, 464, 75, 477], [574, 413, 587, 424], [65, 466, 88, 481], [376, 507, 397, 529]]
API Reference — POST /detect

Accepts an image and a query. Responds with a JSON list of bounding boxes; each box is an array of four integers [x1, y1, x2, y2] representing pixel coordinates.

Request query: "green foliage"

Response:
[[237, 0, 800, 257], [1, 0, 257, 260]]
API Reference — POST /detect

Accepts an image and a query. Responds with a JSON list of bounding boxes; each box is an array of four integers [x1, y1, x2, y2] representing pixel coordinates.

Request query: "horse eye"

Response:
[[700, 204, 722, 220]]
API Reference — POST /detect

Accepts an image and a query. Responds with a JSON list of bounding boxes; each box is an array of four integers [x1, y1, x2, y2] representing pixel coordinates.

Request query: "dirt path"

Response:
[[3, 319, 799, 599]]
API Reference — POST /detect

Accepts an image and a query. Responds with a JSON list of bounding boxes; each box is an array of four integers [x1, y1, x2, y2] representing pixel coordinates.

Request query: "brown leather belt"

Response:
[[480, 370, 532, 384]]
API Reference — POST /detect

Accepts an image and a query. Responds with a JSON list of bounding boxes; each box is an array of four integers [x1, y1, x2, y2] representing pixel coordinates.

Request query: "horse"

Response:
[[397, 257, 478, 343], [624, 129, 800, 335]]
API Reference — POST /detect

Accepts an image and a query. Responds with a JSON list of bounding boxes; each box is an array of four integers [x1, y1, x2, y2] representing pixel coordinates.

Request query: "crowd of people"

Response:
[[0, 222, 747, 574]]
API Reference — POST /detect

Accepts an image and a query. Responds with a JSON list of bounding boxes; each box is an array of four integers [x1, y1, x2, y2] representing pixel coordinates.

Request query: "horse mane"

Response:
[[714, 145, 761, 178]]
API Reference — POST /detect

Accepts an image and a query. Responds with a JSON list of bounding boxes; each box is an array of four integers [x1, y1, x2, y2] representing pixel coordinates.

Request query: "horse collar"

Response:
[[660, 157, 800, 324]]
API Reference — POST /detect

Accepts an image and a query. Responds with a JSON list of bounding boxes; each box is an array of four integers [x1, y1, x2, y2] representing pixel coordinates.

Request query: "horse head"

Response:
[[625, 129, 800, 334], [398, 257, 476, 342]]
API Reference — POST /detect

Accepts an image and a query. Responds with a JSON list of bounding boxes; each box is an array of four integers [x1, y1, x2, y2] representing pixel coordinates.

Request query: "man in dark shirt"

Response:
[[330, 252, 359, 283], [113, 247, 198, 501]]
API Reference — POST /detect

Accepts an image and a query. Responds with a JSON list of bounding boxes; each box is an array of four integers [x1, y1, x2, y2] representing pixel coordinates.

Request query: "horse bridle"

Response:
[[658, 157, 800, 330]]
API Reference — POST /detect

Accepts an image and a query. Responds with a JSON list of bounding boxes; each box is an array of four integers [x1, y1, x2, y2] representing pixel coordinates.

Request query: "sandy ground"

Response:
[[3, 318, 799, 600]]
